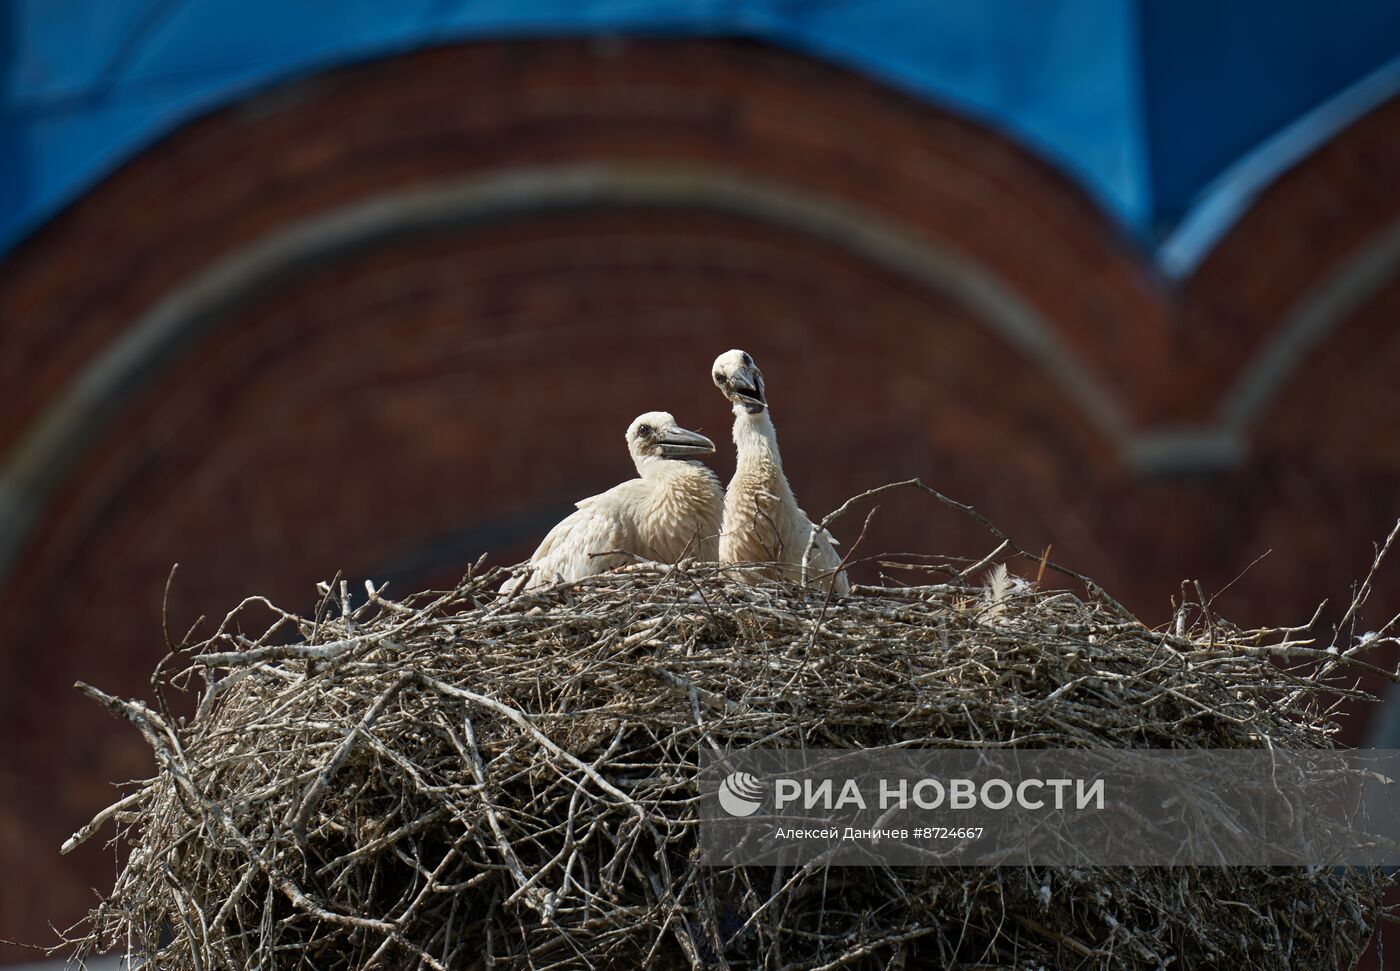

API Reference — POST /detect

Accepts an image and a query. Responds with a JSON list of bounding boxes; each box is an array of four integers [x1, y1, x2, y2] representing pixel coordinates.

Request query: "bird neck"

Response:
[[635, 454, 706, 483], [732, 406, 781, 465]]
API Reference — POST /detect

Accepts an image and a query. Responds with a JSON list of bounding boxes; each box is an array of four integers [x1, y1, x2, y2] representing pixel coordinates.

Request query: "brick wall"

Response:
[[0, 38, 1397, 961]]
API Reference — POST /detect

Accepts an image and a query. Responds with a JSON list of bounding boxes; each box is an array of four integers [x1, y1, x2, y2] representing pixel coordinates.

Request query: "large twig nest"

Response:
[[63, 549, 1393, 969]]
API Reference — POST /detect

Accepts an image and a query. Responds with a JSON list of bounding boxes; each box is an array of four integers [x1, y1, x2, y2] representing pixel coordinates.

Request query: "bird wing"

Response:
[[794, 501, 839, 549], [524, 482, 642, 588], [796, 507, 849, 594], [802, 518, 843, 566]]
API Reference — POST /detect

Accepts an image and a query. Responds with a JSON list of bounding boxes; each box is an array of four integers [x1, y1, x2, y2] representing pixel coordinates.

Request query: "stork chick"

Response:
[[712, 350, 849, 594], [509, 412, 723, 592]]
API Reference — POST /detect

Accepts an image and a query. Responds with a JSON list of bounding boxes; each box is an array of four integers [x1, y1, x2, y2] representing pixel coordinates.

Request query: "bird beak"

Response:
[[726, 366, 766, 412], [655, 426, 715, 458]]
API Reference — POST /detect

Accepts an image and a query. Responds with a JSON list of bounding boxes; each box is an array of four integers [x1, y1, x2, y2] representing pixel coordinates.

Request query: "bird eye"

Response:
[[637, 424, 652, 438], [742, 353, 753, 366], [713, 372, 724, 383]]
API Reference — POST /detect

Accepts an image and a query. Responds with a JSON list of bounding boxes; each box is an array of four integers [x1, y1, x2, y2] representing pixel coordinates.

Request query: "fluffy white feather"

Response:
[[506, 412, 723, 593]]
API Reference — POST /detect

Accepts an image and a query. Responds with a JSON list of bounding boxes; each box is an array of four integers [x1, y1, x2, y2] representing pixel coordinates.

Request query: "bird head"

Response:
[[711, 349, 766, 414], [626, 411, 715, 463]]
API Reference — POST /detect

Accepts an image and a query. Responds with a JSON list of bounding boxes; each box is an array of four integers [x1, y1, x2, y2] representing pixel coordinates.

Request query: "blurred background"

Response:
[[2, 0, 1400, 965]]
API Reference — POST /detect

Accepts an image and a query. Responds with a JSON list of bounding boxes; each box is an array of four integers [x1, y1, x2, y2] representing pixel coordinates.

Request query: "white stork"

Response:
[[711, 350, 849, 594], [507, 412, 724, 592]]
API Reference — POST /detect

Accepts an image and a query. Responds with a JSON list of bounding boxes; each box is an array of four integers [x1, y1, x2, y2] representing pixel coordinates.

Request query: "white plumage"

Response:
[[508, 412, 724, 592], [711, 350, 849, 594]]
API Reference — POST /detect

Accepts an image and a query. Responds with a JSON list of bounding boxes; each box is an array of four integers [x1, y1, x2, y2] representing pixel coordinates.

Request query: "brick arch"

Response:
[[0, 163, 1138, 586], [0, 39, 1162, 954], [1214, 269, 1400, 721], [1166, 92, 1400, 763], [0, 39, 1165, 460], [1182, 91, 1400, 426], [1217, 218, 1400, 432]]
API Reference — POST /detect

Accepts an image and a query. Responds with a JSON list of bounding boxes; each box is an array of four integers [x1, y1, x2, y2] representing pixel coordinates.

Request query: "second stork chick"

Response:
[[511, 411, 723, 591], [711, 349, 849, 594]]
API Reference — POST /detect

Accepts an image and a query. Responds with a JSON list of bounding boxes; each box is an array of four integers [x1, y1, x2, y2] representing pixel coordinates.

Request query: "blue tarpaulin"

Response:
[[1, 0, 1397, 263]]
